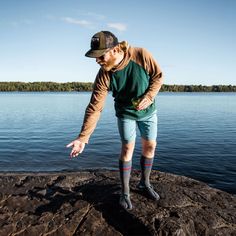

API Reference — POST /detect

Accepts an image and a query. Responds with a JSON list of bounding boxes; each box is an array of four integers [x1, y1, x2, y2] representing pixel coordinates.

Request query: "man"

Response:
[[67, 31, 163, 210]]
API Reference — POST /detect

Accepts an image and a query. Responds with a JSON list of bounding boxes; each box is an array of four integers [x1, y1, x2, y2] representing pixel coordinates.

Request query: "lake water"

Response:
[[0, 92, 235, 194]]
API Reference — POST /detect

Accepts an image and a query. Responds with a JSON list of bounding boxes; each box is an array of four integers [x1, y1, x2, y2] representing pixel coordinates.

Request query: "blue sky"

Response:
[[0, 0, 235, 85]]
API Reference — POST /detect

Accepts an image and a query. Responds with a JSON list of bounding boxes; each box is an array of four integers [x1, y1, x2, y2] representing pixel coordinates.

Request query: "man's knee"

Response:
[[120, 142, 135, 161], [142, 139, 156, 157]]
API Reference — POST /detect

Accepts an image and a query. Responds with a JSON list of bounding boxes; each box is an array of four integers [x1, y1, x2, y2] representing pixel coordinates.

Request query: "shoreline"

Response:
[[0, 168, 235, 196], [1, 168, 235, 195]]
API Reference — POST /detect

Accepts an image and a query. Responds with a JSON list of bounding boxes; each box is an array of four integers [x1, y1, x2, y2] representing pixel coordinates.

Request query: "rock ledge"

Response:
[[0, 170, 235, 236]]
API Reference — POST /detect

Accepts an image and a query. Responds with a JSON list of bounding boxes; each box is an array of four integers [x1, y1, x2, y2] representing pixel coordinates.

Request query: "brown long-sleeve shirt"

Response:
[[78, 44, 163, 143]]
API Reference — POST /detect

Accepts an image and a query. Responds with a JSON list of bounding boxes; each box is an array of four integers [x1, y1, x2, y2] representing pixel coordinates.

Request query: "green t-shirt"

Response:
[[110, 60, 156, 119]]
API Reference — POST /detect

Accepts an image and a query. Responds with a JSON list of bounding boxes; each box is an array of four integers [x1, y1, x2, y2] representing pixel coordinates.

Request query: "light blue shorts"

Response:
[[117, 112, 158, 144]]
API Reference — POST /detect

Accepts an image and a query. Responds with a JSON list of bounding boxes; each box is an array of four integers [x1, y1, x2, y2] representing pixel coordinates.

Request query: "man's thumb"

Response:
[[66, 142, 73, 148]]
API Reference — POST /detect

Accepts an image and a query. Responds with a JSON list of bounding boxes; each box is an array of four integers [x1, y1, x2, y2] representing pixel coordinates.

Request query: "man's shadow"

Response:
[[30, 180, 152, 236], [74, 182, 152, 235]]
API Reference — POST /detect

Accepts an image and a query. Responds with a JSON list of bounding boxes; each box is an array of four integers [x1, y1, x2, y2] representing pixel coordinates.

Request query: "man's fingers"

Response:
[[137, 101, 146, 110], [70, 149, 79, 158], [69, 145, 83, 158], [137, 98, 152, 110]]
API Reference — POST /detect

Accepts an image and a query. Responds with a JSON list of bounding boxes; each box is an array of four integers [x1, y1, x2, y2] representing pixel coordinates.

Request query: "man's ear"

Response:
[[112, 46, 119, 54]]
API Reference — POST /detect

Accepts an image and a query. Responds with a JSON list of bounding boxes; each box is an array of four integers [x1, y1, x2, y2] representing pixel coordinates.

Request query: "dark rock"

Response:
[[0, 170, 235, 236]]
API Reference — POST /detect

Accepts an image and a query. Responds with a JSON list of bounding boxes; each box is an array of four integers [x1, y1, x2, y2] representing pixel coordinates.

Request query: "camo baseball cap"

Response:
[[85, 31, 119, 58]]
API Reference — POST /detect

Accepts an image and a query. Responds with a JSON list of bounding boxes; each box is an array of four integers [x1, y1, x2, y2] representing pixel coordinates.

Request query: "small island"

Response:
[[0, 170, 235, 235]]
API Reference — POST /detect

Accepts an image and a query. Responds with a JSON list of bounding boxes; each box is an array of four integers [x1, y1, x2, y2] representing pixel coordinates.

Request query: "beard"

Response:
[[101, 64, 113, 71], [99, 56, 117, 71]]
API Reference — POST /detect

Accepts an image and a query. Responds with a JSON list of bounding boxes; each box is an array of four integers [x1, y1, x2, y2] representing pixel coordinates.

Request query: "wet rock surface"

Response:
[[0, 170, 235, 236]]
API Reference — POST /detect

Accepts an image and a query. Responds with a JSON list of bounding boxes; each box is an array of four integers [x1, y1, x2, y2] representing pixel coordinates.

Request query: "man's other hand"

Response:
[[66, 139, 85, 158]]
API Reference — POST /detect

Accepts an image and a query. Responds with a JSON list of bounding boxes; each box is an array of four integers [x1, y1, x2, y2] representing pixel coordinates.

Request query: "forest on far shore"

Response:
[[0, 82, 236, 92]]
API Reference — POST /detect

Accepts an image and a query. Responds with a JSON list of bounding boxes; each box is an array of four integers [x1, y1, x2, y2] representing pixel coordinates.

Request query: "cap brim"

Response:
[[85, 49, 108, 58]]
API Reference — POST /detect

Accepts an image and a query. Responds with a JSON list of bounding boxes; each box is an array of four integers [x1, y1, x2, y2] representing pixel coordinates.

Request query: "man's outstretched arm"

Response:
[[66, 70, 110, 158]]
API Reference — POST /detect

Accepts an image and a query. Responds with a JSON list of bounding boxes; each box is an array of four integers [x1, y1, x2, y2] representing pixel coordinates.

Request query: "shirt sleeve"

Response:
[[78, 69, 110, 143], [141, 48, 164, 101]]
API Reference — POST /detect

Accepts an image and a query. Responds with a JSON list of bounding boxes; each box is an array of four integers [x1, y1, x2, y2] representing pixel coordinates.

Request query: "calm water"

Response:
[[0, 92, 235, 194]]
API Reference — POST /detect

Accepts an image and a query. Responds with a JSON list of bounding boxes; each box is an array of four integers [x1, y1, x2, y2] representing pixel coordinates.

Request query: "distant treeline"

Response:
[[0, 82, 236, 92], [0, 82, 93, 92], [161, 84, 236, 92]]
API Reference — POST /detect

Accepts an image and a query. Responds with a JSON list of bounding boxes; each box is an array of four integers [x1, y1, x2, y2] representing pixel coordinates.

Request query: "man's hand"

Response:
[[66, 139, 85, 158], [136, 97, 153, 111]]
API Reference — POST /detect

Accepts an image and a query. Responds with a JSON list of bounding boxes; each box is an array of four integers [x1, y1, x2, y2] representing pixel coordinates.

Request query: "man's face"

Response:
[[95, 49, 117, 71]]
